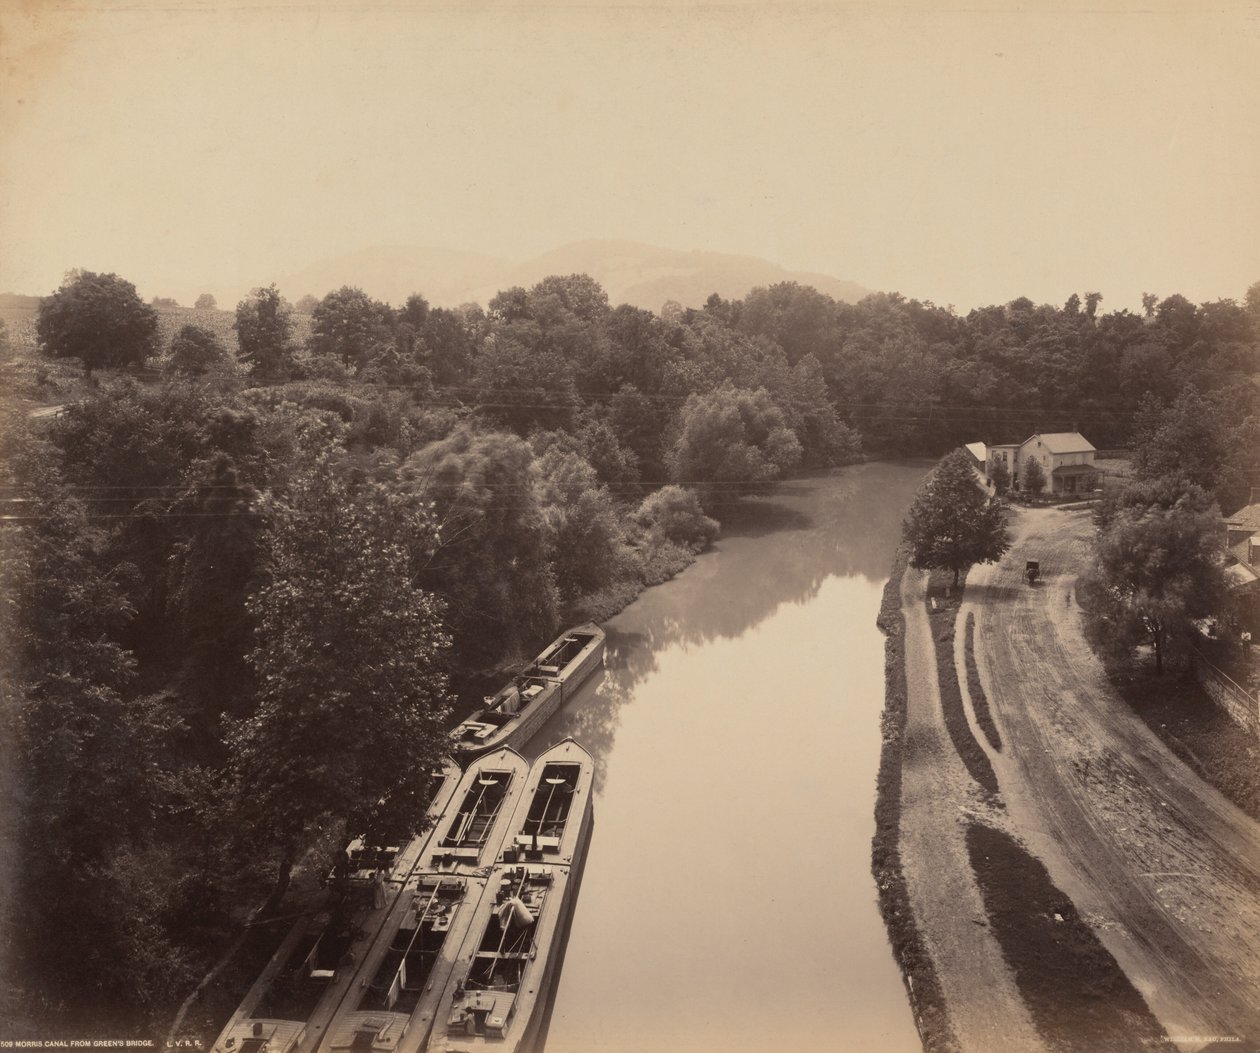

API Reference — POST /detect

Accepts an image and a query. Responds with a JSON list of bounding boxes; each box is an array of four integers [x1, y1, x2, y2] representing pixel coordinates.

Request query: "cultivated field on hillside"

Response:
[[2, 304, 314, 356]]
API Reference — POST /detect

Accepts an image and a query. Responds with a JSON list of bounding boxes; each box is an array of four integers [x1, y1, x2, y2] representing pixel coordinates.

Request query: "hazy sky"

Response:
[[2, 0, 1258, 312]]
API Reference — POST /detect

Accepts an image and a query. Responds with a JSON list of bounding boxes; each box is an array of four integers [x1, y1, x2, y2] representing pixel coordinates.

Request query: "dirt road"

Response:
[[966, 507, 1260, 1047], [898, 567, 1047, 1053]]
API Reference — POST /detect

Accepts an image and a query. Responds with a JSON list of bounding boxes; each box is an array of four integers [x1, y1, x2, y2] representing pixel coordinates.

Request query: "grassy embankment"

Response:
[[963, 612, 1002, 751], [925, 570, 1000, 797], [1117, 673, 1260, 823], [872, 544, 959, 1053]]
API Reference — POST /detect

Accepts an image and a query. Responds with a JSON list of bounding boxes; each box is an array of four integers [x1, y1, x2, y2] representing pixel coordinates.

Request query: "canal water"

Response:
[[526, 461, 929, 1053]]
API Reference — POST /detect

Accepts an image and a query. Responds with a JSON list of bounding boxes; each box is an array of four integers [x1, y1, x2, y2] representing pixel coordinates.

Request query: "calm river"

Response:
[[526, 461, 929, 1053]]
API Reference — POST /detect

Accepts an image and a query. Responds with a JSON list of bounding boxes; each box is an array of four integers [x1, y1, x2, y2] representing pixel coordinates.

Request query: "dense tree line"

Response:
[[10, 268, 1258, 1032]]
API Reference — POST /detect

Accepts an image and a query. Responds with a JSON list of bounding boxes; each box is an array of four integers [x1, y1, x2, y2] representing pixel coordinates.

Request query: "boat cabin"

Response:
[[452, 678, 550, 744], [220, 1021, 306, 1053]]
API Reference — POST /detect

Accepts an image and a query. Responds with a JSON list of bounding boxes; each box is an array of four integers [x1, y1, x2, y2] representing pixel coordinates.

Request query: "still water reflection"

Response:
[[527, 462, 929, 1053]]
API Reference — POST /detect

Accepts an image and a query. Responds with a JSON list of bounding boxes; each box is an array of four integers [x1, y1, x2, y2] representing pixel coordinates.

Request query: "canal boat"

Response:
[[209, 761, 462, 1053], [314, 748, 536, 1053], [420, 747, 531, 872], [427, 740, 594, 1053], [448, 624, 605, 760], [316, 871, 490, 1053]]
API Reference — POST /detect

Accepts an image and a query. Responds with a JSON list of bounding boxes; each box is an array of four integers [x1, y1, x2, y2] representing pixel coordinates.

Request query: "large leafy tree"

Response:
[[988, 458, 1011, 497], [472, 331, 579, 434], [48, 384, 268, 681], [167, 323, 229, 375], [632, 485, 719, 550], [1090, 500, 1225, 674], [419, 305, 477, 386], [36, 270, 158, 373], [904, 448, 1011, 586], [307, 285, 395, 373], [669, 383, 801, 507], [736, 281, 840, 365], [4, 442, 189, 1024], [229, 453, 453, 900], [1021, 456, 1046, 496], [533, 444, 628, 604], [1130, 388, 1225, 494], [401, 427, 558, 661], [234, 285, 297, 380]]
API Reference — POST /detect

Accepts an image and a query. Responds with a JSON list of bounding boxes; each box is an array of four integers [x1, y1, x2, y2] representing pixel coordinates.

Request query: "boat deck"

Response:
[[449, 625, 605, 759]]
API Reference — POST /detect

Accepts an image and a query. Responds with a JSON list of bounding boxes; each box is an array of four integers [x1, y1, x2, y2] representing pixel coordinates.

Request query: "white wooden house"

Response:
[[981, 431, 1100, 494]]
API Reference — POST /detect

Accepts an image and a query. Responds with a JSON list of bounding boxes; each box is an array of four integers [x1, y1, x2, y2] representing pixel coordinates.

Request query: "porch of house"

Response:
[[1050, 463, 1101, 494]]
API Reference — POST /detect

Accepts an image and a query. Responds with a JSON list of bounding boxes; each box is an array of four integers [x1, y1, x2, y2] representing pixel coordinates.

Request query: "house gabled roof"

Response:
[[1225, 503, 1260, 533], [1027, 432, 1096, 454], [964, 441, 986, 461]]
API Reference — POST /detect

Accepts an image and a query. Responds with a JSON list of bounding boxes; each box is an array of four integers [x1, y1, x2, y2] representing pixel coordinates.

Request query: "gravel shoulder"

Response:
[[965, 506, 1260, 1048]]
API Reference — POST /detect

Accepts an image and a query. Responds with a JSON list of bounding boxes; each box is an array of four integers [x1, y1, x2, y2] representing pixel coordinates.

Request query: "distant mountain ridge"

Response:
[[272, 239, 871, 312], [274, 245, 509, 311]]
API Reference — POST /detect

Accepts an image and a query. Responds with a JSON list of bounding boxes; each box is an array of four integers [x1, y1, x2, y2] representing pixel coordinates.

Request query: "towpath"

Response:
[[966, 506, 1260, 1047], [898, 566, 1047, 1053]]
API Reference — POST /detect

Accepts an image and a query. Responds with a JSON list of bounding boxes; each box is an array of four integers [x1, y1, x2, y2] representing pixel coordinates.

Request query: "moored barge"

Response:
[[448, 625, 605, 760], [209, 760, 463, 1053], [313, 749, 532, 1053], [426, 739, 594, 1053]]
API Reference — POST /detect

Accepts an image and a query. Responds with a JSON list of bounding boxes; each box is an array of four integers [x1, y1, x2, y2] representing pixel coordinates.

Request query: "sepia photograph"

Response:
[[1, 1, 1258, 1051]]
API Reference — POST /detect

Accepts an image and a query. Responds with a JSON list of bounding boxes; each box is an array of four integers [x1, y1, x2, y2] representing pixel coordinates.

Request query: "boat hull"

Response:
[[450, 625, 605, 761], [508, 803, 593, 1053], [426, 743, 594, 1053], [211, 763, 463, 1053]]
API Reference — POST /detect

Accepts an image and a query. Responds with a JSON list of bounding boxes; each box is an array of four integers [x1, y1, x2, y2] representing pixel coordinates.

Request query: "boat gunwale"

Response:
[[449, 624, 605, 760]]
